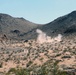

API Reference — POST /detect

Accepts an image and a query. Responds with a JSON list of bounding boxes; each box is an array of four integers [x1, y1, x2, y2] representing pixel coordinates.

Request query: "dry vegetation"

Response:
[[0, 36, 76, 75]]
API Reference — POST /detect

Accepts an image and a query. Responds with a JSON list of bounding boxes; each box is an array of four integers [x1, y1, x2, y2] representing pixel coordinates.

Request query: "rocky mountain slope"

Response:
[[40, 11, 76, 37], [0, 11, 76, 40], [0, 13, 40, 40]]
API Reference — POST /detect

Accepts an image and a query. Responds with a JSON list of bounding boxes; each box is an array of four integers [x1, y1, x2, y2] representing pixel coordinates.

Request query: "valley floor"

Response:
[[0, 38, 76, 74]]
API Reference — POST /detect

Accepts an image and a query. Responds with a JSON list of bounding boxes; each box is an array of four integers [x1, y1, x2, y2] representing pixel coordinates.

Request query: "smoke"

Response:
[[36, 29, 62, 44]]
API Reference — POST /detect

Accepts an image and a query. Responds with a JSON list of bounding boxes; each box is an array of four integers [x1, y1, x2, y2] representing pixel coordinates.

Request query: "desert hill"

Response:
[[0, 11, 76, 40], [0, 13, 40, 40], [40, 11, 76, 38]]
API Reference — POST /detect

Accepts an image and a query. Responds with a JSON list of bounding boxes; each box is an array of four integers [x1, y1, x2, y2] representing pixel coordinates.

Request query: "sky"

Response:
[[0, 0, 76, 24]]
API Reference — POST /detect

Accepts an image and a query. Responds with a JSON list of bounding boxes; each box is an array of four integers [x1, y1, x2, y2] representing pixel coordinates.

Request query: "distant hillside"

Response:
[[0, 13, 40, 40], [25, 11, 76, 40], [40, 11, 76, 38], [0, 11, 76, 40]]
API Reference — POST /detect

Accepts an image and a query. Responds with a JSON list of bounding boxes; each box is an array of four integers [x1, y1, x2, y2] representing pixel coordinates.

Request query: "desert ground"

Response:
[[0, 36, 76, 74]]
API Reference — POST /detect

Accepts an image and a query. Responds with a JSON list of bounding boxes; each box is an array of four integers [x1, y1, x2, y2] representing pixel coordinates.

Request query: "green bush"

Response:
[[6, 68, 30, 75]]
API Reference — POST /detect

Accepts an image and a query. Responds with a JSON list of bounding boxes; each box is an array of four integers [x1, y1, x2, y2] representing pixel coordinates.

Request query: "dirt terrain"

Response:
[[0, 37, 76, 74]]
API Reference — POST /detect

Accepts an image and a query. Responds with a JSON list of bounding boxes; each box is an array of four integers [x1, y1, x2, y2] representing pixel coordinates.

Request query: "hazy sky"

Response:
[[0, 0, 76, 24]]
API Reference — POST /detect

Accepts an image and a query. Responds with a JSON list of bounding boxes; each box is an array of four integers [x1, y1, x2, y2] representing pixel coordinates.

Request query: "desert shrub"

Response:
[[6, 68, 30, 75], [0, 63, 3, 68], [61, 55, 71, 58], [26, 61, 33, 67]]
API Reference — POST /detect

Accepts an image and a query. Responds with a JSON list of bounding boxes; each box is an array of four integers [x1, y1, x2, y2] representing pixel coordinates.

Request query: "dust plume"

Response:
[[36, 29, 62, 44]]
